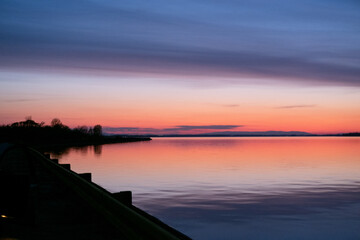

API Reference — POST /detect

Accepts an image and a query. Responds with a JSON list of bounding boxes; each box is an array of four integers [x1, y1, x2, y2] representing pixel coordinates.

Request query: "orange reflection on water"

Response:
[[54, 137, 360, 194]]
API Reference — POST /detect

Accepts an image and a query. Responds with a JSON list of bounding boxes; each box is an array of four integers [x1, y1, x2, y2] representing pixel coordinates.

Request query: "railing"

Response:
[[28, 147, 190, 240]]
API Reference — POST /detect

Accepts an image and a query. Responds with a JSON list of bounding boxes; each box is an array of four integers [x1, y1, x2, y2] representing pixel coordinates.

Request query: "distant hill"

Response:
[[138, 131, 315, 137], [341, 132, 360, 136]]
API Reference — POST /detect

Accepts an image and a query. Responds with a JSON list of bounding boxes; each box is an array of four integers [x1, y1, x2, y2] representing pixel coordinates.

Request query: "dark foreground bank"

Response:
[[0, 143, 189, 240]]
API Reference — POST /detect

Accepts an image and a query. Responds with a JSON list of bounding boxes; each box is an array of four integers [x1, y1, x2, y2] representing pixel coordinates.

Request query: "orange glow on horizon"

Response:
[[1, 73, 359, 134]]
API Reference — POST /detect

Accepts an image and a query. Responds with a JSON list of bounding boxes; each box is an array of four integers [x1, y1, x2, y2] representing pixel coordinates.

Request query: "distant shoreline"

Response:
[[116, 134, 360, 138], [1, 136, 152, 152], [0, 118, 152, 151], [36, 136, 152, 148]]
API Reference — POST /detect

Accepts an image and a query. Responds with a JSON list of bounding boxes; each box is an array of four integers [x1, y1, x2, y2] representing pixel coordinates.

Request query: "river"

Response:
[[49, 137, 360, 240]]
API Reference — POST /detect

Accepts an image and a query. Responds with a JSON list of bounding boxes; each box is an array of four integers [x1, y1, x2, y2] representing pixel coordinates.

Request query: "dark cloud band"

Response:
[[104, 125, 243, 135], [1, 0, 359, 86]]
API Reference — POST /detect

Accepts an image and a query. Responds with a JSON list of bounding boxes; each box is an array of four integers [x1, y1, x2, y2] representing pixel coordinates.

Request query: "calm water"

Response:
[[50, 137, 360, 240]]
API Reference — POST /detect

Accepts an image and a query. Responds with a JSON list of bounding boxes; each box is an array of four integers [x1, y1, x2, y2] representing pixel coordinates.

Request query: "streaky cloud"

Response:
[[222, 104, 239, 108], [103, 125, 243, 135], [0, 0, 359, 87], [275, 104, 317, 109], [2, 98, 46, 103], [102, 127, 315, 136], [165, 125, 242, 131], [103, 127, 158, 133]]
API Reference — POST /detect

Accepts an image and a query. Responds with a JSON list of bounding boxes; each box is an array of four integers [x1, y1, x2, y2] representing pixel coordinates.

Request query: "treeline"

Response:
[[341, 132, 360, 136], [0, 117, 103, 146]]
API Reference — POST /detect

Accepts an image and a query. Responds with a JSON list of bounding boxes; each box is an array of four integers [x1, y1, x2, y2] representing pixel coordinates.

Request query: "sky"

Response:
[[0, 0, 359, 134]]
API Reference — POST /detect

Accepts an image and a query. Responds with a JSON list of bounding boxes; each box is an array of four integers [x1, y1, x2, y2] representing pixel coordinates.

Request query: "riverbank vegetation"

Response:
[[0, 117, 151, 148]]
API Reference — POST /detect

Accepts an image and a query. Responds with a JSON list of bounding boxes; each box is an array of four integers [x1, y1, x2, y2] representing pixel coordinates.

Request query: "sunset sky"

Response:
[[1, 0, 359, 134]]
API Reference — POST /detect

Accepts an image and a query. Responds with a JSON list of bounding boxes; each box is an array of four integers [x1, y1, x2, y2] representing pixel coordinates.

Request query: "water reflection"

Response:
[[48, 144, 102, 158], [49, 137, 360, 240], [94, 145, 102, 155]]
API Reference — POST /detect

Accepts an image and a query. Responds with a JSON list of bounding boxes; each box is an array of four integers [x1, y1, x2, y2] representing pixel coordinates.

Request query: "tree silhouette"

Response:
[[0, 117, 150, 147], [93, 125, 102, 137], [11, 117, 42, 128], [74, 126, 88, 135], [51, 118, 63, 127]]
